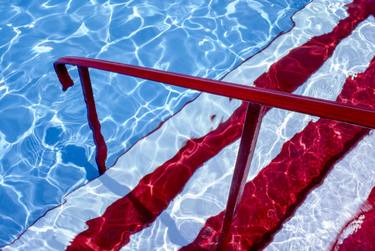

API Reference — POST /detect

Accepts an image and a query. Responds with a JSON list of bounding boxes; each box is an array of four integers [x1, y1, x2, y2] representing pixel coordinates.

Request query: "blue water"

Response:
[[0, 0, 310, 246]]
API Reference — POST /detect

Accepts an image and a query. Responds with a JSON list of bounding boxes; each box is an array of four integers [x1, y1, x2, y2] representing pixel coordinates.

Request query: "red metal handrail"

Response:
[[55, 57, 375, 129], [54, 56, 375, 250]]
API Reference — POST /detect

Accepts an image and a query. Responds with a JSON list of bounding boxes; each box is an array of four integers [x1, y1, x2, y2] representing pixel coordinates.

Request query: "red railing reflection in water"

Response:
[[54, 55, 375, 250]]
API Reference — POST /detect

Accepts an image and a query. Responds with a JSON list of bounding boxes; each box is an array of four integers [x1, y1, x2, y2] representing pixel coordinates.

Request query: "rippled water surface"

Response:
[[0, 0, 311, 246]]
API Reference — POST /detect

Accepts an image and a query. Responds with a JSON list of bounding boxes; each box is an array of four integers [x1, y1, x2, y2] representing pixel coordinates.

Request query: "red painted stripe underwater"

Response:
[[67, 0, 375, 250], [181, 57, 375, 251]]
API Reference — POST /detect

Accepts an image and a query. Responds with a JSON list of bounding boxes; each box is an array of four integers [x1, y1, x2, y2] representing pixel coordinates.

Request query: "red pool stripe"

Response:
[[331, 187, 375, 251], [66, 1, 372, 250], [253, 0, 373, 92], [181, 57, 375, 251]]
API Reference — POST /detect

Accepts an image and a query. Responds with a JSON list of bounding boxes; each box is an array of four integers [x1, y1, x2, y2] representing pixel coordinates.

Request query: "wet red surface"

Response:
[[332, 187, 375, 251], [182, 57, 375, 251], [66, 0, 374, 250], [253, 0, 373, 92]]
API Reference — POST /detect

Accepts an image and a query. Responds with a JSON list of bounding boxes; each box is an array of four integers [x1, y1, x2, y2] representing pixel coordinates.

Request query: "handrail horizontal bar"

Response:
[[54, 56, 375, 129]]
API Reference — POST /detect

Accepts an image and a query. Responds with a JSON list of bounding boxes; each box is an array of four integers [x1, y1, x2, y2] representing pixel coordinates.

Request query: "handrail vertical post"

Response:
[[77, 66, 108, 175], [217, 102, 265, 250]]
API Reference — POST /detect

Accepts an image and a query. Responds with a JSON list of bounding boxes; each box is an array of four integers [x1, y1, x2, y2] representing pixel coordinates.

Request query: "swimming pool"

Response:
[[2, 0, 375, 250], [0, 0, 312, 247]]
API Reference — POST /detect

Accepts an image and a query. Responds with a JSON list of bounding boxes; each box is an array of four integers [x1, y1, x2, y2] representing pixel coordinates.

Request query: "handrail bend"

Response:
[[55, 56, 375, 129], [54, 56, 375, 250]]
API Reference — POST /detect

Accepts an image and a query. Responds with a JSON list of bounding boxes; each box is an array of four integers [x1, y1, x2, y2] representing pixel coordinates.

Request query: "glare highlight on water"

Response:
[[0, 0, 310, 246]]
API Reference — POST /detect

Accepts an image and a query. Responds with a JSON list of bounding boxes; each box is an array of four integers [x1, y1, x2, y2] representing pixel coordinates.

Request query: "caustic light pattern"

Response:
[[65, 1, 375, 250], [0, 0, 312, 246], [4, 0, 375, 250]]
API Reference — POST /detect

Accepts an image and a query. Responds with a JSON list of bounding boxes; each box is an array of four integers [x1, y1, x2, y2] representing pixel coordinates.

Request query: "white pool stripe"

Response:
[[4, 0, 366, 250], [123, 0, 374, 250], [265, 135, 375, 251], [265, 18, 375, 251], [121, 14, 375, 251]]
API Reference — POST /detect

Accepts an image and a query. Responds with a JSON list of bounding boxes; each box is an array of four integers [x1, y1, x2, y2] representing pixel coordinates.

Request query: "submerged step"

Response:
[[5, 0, 375, 250], [182, 57, 375, 250]]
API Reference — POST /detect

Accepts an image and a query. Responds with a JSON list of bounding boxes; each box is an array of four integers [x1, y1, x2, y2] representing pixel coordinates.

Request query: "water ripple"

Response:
[[0, 0, 310, 246]]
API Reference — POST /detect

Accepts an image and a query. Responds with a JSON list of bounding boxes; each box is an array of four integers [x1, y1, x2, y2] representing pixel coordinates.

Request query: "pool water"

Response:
[[0, 0, 312, 247], [5, 0, 375, 249]]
